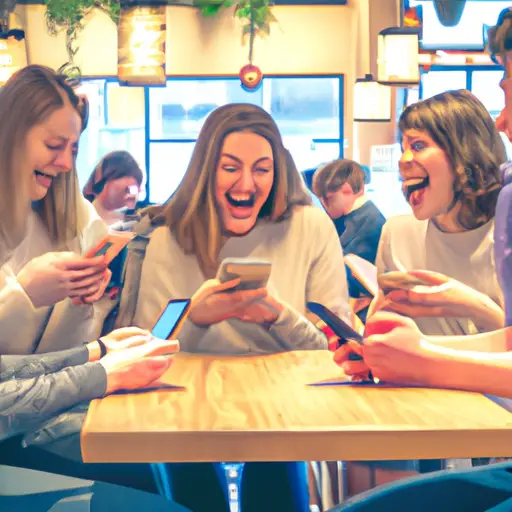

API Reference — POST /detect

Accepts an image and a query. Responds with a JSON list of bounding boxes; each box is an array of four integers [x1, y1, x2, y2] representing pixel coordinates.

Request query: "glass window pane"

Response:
[[266, 78, 340, 139], [76, 80, 147, 201], [287, 139, 340, 174], [421, 71, 467, 99], [471, 70, 505, 118], [149, 142, 195, 203], [149, 79, 263, 140], [367, 171, 411, 219]]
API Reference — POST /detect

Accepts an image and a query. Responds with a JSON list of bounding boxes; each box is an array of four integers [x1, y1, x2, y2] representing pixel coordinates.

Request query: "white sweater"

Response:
[[133, 206, 351, 354], [0, 200, 108, 354], [376, 214, 502, 336]]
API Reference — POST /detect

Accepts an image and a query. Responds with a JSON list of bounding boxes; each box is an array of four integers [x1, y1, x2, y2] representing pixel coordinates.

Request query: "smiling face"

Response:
[[400, 129, 456, 222], [214, 131, 275, 236], [24, 100, 81, 201]]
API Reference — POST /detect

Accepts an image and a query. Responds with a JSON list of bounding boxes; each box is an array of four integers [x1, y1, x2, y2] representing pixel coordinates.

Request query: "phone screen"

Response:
[[94, 241, 114, 257], [151, 299, 191, 339]]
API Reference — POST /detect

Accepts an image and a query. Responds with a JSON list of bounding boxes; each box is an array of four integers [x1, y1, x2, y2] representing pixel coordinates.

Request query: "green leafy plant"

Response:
[[196, 0, 277, 61], [44, 0, 121, 68]]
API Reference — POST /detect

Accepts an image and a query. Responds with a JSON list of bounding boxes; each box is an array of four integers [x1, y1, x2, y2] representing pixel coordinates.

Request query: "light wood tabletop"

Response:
[[81, 350, 512, 463]]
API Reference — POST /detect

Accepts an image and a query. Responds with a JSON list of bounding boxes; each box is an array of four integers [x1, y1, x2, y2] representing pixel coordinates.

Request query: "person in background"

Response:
[[0, 64, 186, 512], [312, 158, 385, 299], [83, 150, 144, 230]]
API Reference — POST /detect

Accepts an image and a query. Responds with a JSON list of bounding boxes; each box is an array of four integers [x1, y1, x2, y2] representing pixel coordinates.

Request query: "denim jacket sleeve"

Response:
[[0, 346, 90, 381], [0, 362, 106, 442]]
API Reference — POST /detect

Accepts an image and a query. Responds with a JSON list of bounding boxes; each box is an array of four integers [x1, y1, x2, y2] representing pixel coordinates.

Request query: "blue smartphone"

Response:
[[151, 299, 191, 340]]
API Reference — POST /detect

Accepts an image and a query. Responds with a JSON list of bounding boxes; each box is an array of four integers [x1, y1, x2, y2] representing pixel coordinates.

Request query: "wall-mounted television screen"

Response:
[[411, 0, 509, 51]]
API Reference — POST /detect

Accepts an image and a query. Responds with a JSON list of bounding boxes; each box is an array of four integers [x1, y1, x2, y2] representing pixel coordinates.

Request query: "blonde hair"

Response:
[[145, 103, 311, 276], [0, 65, 89, 260], [399, 89, 505, 229]]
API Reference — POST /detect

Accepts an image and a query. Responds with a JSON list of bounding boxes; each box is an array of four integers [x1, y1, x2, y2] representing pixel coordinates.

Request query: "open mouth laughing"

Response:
[[401, 176, 429, 206], [224, 192, 257, 220], [34, 169, 56, 188]]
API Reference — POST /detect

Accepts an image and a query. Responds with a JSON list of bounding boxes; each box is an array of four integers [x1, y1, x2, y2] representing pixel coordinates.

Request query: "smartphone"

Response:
[[378, 271, 432, 294], [216, 258, 271, 291], [85, 232, 136, 265], [307, 301, 369, 375], [152, 298, 191, 340], [307, 301, 363, 345]]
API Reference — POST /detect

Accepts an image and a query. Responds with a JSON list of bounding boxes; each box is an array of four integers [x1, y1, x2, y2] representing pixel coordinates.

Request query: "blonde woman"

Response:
[[0, 64, 184, 511], [0, 65, 111, 355]]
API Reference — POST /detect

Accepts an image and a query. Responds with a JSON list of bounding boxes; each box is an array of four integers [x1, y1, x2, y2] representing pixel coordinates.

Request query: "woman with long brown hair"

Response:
[[130, 103, 350, 355], [120, 103, 350, 511]]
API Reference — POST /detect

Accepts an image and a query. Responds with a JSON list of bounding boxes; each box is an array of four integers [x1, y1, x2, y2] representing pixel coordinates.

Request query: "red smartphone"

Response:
[[85, 232, 136, 265], [152, 299, 191, 340]]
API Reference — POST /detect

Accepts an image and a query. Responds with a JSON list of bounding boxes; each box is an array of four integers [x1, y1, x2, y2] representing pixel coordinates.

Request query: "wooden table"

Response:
[[81, 350, 512, 463]]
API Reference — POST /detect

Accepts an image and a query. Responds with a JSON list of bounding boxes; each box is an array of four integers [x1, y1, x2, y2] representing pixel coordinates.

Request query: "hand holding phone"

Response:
[[377, 271, 433, 294], [216, 258, 271, 291], [307, 301, 377, 383]]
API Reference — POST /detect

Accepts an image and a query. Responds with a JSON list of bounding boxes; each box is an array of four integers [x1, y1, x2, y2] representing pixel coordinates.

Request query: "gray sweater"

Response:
[[0, 346, 106, 442]]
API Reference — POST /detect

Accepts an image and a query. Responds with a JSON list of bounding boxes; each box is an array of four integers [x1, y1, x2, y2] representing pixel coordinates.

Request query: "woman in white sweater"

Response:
[[121, 103, 351, 512], [130, 103, 350, 356], [371, 90, 506, 336], [0, 66, 110, 355]]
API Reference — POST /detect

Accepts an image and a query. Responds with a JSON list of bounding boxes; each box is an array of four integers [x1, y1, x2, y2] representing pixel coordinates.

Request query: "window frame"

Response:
[[79, 74, 345, 206]]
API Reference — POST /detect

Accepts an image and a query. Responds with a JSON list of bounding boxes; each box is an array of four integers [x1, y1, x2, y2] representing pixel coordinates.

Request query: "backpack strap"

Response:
[[101, 216, 157, 334], [114, 216, 158, 329]]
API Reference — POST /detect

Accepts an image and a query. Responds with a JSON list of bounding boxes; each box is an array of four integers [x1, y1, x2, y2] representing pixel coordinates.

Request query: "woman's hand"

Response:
[[234, 295, 284, 326], [372, 270, 504, 331], [334, 311, 438, 386], [100, 340, 178, 394], [189, 278, 269, 326], [71, 269, 113, 305], [17, 252, 107, 308]]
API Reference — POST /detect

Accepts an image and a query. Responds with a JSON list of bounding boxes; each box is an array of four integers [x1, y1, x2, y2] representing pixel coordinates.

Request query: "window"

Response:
[[421, 70, 467, 100], [147, 76, 343, 203], [76, 80, 147, 200], [418, 67, 512, 157], [76, 76, 342, 205]]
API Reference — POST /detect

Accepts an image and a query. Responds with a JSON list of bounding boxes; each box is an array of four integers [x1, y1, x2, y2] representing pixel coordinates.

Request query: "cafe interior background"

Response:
[[3, 0, 509, 221]]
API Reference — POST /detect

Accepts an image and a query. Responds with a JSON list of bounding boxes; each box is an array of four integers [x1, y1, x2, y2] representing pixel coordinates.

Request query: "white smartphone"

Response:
[[216, 258, 271, 291], [378, 271, 432, 294]]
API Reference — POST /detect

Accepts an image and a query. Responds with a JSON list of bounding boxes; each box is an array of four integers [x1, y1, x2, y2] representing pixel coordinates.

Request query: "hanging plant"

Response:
[[44, 0, 121, 72], [196, 0, 276, 91]]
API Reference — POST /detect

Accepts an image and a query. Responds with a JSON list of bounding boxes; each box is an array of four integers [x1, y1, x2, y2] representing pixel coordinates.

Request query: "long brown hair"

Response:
[[0, 65, 89, 258], [145, 103, 311, 275], [399, 89, 505, 230]]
